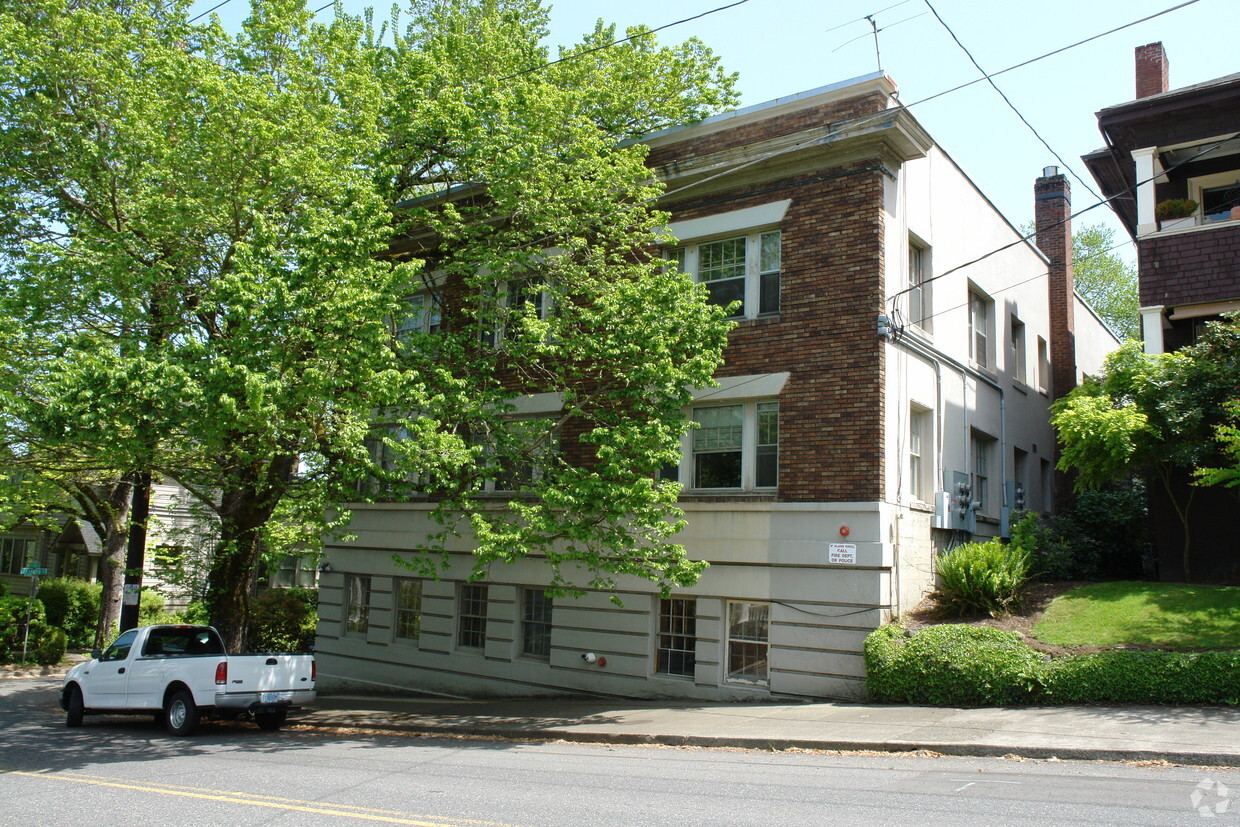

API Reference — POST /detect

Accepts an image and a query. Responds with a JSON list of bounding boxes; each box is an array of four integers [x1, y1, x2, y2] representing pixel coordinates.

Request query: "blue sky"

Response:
[[206, 0, 1236, 262]]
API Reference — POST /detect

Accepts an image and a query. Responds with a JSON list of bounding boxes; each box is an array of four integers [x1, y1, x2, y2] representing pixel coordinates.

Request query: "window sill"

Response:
[[1010, 379, 1030, 395], [970, 362, 999, 382], [908, 499, 935, 513], [680, 493, 778, 503]]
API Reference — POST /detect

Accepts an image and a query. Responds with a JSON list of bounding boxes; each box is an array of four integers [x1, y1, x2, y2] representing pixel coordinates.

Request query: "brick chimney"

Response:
[[1135, 42, 1169, 99], [1035, 166, 1077, 512]]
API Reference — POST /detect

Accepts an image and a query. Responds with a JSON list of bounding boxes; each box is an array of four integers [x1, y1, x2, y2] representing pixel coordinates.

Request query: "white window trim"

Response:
[[668, 229, 781, 320], [968, 286, 995, 371], [675, 399, 778, 492], [1010, 314, 1027, 385], [907, 235, 931, 332], [1188, 170, 1240, 223], [908, 406, 931, 504], [725, 600, 771, 686]]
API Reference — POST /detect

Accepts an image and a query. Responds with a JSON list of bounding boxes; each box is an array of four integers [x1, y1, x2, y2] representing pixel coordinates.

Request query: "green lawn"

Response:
[[1033, 581, 1240, 649]]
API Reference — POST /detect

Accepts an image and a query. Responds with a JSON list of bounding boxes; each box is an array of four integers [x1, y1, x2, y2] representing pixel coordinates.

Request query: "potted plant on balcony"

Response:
[[1155, 198, 1198, 231]]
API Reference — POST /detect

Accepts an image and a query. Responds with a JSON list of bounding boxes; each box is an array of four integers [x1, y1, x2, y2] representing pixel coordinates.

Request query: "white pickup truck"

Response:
[[60, 624, 315, 736]]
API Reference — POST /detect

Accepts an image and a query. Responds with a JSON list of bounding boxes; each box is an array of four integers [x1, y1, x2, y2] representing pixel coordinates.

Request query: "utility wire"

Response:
[[824, 0, 913, 34], [920, 0, 1104, 204], [885, 131, 1240, 305], [498, 0, 752, 81]]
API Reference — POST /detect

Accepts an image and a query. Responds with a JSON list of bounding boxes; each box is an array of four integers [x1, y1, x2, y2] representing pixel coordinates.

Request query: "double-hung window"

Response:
[[521, 589, 553, 658], [969, 288, 994, 370], [344, 575, 371, 635], [0, 538, 33, 576], [484, 417, 560, 493], [669, 230, 781, 319], [656, 597, 697, 678], [726, 601, 770, 685], [971, 431, 994, 515], [1010, 315, 1027, 384], [394, 578, 422, 642], [909, 407, 930, 502], [458, 583, 488, 649], [690, 401, 778, 491], [398, 293, 442, 340], [907, 238, 931, 330]]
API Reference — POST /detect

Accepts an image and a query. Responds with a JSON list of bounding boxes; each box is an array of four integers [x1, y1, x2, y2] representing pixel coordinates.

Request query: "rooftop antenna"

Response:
[[866, 14, 882, 74]]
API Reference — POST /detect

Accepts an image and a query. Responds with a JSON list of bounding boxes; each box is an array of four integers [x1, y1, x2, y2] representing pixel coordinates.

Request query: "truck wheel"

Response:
[[254, 710, 287, 731], [65, 686, 84, 728], [164, 689, 200, 736]]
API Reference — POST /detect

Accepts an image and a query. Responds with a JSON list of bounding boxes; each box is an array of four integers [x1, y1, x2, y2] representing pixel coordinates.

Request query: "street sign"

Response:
[[20, 567, 47, 577]]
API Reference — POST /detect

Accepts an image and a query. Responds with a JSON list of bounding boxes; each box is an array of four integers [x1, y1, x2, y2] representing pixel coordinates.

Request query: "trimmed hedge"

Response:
[[865, 623, 1042, 705], [866, 622, 1240, 706]]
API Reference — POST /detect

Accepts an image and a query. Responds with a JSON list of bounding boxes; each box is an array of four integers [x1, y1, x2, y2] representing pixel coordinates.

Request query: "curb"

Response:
[[292, 716, 1240, 768]]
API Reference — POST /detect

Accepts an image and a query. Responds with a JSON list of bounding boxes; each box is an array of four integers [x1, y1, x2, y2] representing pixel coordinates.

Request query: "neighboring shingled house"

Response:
[[313, 72, 1118, 701], [1082, 42, 1240, 581]]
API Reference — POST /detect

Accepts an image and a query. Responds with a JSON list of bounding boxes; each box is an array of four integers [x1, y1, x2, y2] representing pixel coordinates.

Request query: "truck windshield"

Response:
[[142, 628, 225, 657]]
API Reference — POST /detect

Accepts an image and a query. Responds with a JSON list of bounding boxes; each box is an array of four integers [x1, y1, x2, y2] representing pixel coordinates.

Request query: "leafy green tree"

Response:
[[1072, 223, 1138, 341], [0, 0, 736, 648], [1052, 319, 1240, 579]]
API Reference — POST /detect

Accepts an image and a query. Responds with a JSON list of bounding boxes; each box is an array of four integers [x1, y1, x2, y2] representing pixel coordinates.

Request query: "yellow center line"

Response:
[[5, 771, 517, 827]]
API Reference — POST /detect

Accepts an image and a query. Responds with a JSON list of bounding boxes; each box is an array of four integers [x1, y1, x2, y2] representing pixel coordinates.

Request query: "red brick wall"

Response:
[[1135, 43, 1169, 100], [662, 163, 888, 503], [1138, 223, 1240, 308]]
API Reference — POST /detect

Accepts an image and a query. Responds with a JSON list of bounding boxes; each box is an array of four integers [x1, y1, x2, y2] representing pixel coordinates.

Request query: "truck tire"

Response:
[[65, 686, 84, 728], [164, 689, 200, 736], [254, 710, 287, 731]]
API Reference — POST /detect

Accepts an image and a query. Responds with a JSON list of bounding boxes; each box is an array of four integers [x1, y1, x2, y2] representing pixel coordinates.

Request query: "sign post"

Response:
[[18, 564, 47, 665]]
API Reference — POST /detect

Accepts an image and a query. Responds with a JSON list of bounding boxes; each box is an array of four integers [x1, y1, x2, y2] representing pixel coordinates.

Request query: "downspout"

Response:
[[897, 335, 1007, 524]]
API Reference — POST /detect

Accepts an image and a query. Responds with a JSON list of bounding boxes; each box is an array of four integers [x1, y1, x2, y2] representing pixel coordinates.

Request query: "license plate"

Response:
[[260, 692, 282, 704]]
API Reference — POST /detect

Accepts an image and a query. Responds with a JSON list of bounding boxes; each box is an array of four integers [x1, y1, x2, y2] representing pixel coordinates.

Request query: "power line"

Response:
[[920, 0, 1104, 204], [498, 0, 752, 81], [885, 131, 1240, 305]]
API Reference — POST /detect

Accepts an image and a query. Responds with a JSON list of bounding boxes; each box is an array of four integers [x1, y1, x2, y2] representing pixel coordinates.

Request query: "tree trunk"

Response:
[[206, 456, 294, 652], [1156, 465, 1195, 582], [75, 480, 133, 649]]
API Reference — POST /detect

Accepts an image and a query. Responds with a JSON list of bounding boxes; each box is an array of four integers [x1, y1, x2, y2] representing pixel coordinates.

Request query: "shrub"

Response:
[[1042, 650, 1240, 705], [248, 588, 318, 652], [37, 578, 102, 648], [0, 595, 47, 663], [1155, 198, 1198, 220], [866, 623, 1240, 706], [865, 623, 1043, 705], [1048, 485, 1148, 580], [934, 539, 1030, 616], [32, 626, 67, 665], [138, 588, 183, 625]]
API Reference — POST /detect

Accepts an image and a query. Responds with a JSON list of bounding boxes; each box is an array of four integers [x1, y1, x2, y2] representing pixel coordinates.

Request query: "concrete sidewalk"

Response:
[[302, 695, 1240, 766]]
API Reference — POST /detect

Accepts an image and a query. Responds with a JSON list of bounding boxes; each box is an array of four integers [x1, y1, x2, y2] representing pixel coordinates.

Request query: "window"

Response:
[[0, 537, 33, 576], [394, 578, 422, 641], [656, 597, 697, 678], [100, 629, 139, 662], [968, 288, 994, 369], [971, 432, 994, 515], [521, 589, 553, 658], [397, 292, 442, 340], [485, 417, 560, 493], [909, 407, 930, 502], [344, 575, 371, 634], [726, 601, 770, 685], [1037, 336, 1050, 393], [457, 583, 488, 648], [907, 239, 931, 330], [1010, 315, 1027, 384], [690, 401, 778, 490], [669, 230, 781, 319]]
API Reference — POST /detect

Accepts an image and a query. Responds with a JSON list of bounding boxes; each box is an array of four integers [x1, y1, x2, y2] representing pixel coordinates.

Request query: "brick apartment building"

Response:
[[1083, 43, 1240, 581], [313, 72, 1118, 701]]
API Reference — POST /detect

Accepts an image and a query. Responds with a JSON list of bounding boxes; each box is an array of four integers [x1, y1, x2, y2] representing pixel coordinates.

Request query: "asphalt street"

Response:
[[2, 677, 1236, 826]]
